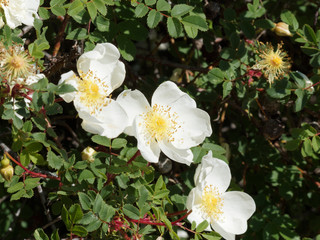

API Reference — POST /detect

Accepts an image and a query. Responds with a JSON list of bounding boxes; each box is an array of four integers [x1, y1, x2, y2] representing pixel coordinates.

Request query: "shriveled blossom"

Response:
[[116, 81, 212, 165], [0, 0, 40, 29], [58, 43, 128, 138], [187, 151, 256, 240], [0, 42, 44, 86], [252, 42, 291, 85]]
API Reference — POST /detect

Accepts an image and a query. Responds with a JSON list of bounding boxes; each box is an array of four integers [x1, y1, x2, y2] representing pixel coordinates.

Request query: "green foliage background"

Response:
[[0, 0, 319, 239]]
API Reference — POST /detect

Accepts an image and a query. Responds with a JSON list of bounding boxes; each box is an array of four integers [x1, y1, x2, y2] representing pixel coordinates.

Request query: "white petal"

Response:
[[186, 187, 202, 211], [3, 6, 21, 28], [77, 43, 125, 91], [213, 191, 255, 235], [170, 104, 212, 149], [158, 140, 193, 165], [58, 71, 78, 103], [116, 89, 150, 136], [151, 81, 196, 108], [80, 100, 128, 138], [135, 117, 161, 163], [194, 152, 231, 193], [211, 223, 235, 240]]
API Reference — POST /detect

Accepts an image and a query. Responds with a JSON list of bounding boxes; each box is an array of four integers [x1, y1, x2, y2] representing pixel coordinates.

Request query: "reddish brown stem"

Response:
[[5, 152, 60, 181], [127, 150, 141, 165], [52, 13, 71, 57]]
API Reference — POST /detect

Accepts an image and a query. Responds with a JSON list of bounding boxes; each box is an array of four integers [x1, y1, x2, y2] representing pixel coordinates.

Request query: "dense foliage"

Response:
[[0, 0, 319, 239]]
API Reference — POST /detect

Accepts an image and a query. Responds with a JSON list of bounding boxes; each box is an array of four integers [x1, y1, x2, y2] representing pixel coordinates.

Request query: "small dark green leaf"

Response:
[[156, 0, 170, 11], [171, 4, 194, 17], [181, 15, 208, 31], [123, 204, 140, 220], [135, 3, 149, 17], [147, 9, 161, 28], [34, 228, 49, 240], [167, 17, 182, 38]]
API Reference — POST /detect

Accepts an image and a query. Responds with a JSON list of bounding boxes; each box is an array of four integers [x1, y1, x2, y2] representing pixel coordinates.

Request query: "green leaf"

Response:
[[312, 135, 320, 153], [12, 115, 23, 129], [93, 0, 107, 15], [167, 17, 182, 38], [72, 225, 88, 237], [280, 10, 299, 30], [47, 151, 64, 170], [138, 185, 149, 209], [112, 138, 127, 149], [255, 19, 275, 29], [290, 71, 309, 89], [184, 25, 198, 38], [92, 194, 103, 214], [68, 0, 84, 17], [99, 203, 116, 222], [78, 170, 95, 184], [145, 0, 156, 6], [302, 138, 313, 157], [86, 1, 97, 20], [285, 139, 301, 151], [156, 0, 170, 11], [7, 182, 24, 193], [294, 89, 308, 112], [66, 28, 88, 40], [171, 4, 194, 17], [303, 24, 317, 45], [69, 204, 83, 223], [153, 189, 170, 199], [222, 81, 232, 99], [39, 7, 50, 19], [34, 228, 49, 240], [207, 68, 225, 85], [196, 220, 209, 232], [147, 9, 161, 28], [61, 205, 72, 230], [135, 3, 149, 17], [91, 135, 111, 147], [93, 15, 110, 32], [24, 178, 40, 190], [50, 229, 60, 240], [123, 204, 140, 220], [181, 15, 208, 31], [117, 34, 136, 61], [240, 20, 255, 39]]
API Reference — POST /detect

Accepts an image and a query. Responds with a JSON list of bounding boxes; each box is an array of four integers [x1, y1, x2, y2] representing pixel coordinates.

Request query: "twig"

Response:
[[37, 185, 56, 231]]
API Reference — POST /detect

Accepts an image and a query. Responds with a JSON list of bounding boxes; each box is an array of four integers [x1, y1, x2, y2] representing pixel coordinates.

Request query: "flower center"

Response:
[[77, 70, 111, 115], [10, 55, 25, 69], [270, 55, 282, 67], [0, 45, 35, 81], [200, 185, 224, 222], [141, 104, 180, 143], [0, 0, 9, 6]]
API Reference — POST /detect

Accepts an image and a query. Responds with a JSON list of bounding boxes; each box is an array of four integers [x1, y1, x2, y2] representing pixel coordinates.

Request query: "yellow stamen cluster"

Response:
[[140, 104, 180, 144], [0, 43, 36, 82], [200, 185, 224, 222], [253, 42, 291, 85], [0, 0, 9, 6], [77, 70, 111, 115]]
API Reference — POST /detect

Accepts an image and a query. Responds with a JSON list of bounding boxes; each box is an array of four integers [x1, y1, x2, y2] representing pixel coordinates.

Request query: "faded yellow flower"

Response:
[[253, 42, 291, 85], [0, 43, 36, 82]]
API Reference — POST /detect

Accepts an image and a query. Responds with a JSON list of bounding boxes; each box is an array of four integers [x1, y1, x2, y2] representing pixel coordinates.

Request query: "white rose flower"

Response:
[[116, 81, 212, 165], [1, 0, 40, 29], [186, 151, 256, 240], [58, 43, 128, 138]]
